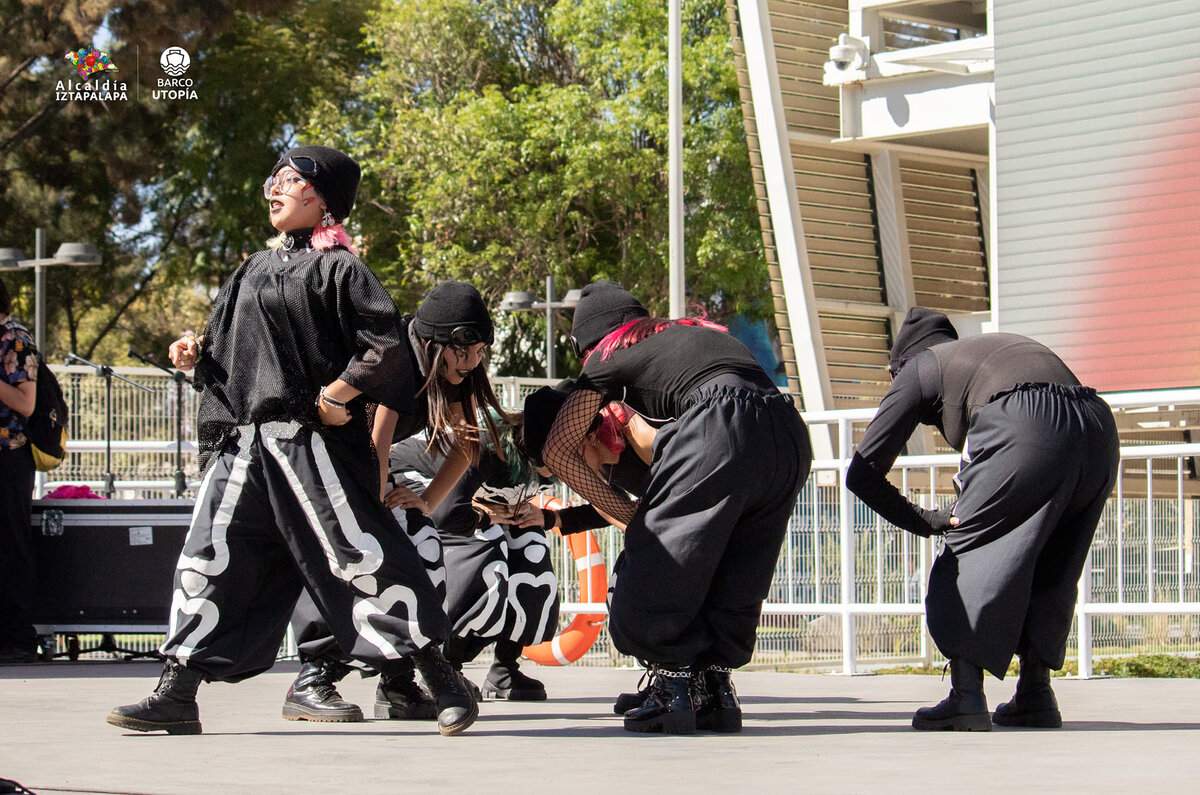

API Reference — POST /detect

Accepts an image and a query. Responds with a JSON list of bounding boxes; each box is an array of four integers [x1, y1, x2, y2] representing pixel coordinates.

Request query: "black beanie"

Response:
[[413, 281, 495, 345], [890, 307, 958, 375], [570, 280, 648, 356], [271, 145, 361, 222], [521, 381, 574, 467]]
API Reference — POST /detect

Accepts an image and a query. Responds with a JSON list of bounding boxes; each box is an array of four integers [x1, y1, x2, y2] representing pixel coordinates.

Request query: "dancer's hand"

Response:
[[168, 332, 200, 371], [918, 506, 958, 536], [508, 502, 545, 528], [385, 484, 430, 514], [478, 501, 542, 528]]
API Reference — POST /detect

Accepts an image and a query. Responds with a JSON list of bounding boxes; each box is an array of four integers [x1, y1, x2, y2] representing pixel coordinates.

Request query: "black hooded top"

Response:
[[846, 309, 1078, 536]]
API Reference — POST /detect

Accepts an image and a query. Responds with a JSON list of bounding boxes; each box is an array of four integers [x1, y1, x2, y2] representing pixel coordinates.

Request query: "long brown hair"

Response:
[[415, 338, 514, 461]]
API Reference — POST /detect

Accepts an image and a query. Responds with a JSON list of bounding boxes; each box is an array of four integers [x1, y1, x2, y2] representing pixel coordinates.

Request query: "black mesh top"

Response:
[[193, 243, 414, 471]]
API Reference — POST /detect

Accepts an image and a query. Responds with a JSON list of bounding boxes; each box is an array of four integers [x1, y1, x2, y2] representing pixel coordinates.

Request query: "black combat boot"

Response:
[[623, 666, 698, 735], [912, 658, 991, 731], [696, 665, 742, 733], [411, 645, 478, 736], [613, 664, 653, 714], [993, 655, 1062, 728], [483, 641, 546, 701], [375, 656, 437, 720], [281, 658, 363, 722], [107, 659, 203, 735]]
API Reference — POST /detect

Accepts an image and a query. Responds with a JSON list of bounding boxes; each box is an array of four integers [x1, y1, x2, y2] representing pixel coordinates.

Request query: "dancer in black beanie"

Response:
[[846, 308, 1119, 731], [542, 281, 812, 735], [107, 147, 476, 737], [283, 280, 510, 728]]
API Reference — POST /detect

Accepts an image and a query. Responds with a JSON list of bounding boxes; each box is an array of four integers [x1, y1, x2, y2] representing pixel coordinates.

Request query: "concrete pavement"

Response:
[[1, 661, 1197, 794]]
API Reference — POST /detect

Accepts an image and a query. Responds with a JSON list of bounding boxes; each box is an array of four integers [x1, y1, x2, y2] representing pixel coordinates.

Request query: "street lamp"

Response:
[[0, 248, 27, 269], [6, 229, 103, 349], [500, 275, 580, 379]]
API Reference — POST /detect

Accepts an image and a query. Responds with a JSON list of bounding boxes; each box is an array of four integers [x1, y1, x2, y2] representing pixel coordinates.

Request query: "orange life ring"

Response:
[[523, 497, 608, 666]]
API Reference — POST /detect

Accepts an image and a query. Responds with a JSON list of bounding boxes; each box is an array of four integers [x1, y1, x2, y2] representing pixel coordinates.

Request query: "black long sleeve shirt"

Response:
[[194, 244, 413, 471]]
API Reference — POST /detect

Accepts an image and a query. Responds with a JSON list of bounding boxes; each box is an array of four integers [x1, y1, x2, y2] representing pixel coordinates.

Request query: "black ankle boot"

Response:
[[912, 659, 991, 731], [696, 666, 742, 733], [107, 659, 203, 735], [613, 667, 653, 715], [994, 656, 1061, 728], [282, 659, 363, 722], [375, 656, 437, 720], [411, 645, 478, 736], [623, 666, 698, 735], [483, 648, 547, 702]]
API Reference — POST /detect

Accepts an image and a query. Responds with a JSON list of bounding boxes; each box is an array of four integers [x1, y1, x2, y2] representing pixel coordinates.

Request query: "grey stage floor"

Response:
[[1, 661, 1197, 794]]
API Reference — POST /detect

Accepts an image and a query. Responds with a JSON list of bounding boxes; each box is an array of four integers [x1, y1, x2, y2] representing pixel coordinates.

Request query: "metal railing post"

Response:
[[1076, 548, 1093, 679], [838, 417, 856, 674]]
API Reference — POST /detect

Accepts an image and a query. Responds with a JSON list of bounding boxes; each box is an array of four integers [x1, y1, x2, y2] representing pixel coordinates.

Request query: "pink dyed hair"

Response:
[[311, 222, 357, 254], [584, 316, 729, 365]]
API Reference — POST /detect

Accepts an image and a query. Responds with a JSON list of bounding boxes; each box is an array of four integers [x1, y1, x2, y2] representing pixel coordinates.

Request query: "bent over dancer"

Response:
[[107, 146, 474, 737], [846, 308, 1119, 731], [543, 281, 812, 735]]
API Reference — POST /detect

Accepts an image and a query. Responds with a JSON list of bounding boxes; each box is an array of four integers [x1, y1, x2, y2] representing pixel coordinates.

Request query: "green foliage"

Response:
[[1, 0, 766, 377]]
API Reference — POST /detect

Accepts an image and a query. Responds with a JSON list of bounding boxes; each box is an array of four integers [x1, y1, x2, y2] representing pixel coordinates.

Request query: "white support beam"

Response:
[[737, 0, 835, 459], [857, 72, 992, 141]]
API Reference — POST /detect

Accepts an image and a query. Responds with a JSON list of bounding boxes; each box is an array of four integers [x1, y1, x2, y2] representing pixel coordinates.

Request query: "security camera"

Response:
[[827, 34, 868, 71]]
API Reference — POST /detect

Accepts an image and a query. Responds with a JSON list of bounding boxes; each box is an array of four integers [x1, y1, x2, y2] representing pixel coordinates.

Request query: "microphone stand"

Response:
[[128, 349, 193, 498], [65, 353, 153, 498]]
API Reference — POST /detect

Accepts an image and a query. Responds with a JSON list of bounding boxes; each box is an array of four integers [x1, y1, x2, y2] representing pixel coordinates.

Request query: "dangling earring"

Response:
[[321, 210, 335, 228]]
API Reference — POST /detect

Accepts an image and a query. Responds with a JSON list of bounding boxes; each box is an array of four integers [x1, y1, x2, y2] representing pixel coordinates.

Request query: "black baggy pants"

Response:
[[291, 504, 447, 662], [927, 383, 1119, 678], [294, 517, 559, 667], [161, 422, 448, 682], [608, 387, 811, 668], [0, 445, 36, 651], [441, 523, 559, 665]]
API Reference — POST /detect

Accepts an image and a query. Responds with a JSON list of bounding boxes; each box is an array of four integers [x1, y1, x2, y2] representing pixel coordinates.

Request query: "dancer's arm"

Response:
[[383, 402, 472, 515], [846, 354, 955, 537], [544, 389, 637, 528], [373, 406, 400, 499]]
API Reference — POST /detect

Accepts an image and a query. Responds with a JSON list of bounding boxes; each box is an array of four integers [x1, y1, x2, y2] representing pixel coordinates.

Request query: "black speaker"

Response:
[[31, 499, 192, 630]]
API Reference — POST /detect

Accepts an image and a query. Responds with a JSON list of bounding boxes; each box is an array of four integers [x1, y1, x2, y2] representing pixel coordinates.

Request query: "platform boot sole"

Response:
[[374, 700, 438, 720], [624, 710, 697, 735], [911, 711, 992, 731], [993, 707, 1062, 729], [437, 699, 480, 737], [697, 707, 743, 733], [281, 702, 364, 722], [106, 712, 202, 735]]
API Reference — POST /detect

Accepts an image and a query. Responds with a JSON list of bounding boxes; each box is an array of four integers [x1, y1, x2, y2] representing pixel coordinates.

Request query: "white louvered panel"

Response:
[[820, 312, 891, 408], [995, 0, 1200, 391], [901, 159, 988, 313], [728, 0, 850, 404]]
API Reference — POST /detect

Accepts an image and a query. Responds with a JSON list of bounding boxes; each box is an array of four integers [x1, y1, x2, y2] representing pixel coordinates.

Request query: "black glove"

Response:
[[913, 505, 956, 537]]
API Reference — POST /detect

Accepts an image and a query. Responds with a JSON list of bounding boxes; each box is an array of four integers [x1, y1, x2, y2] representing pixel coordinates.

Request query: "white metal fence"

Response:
[[44, 367, 1200, 675]]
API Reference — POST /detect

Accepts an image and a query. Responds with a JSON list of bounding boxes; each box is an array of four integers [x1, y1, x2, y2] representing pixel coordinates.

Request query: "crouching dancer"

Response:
[[846, 308, 1118, 731], [106, 146, 474, 737]]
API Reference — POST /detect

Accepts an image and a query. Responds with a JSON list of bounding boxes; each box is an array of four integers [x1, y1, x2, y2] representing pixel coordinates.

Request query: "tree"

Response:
[[321, 0, 768, 375]]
